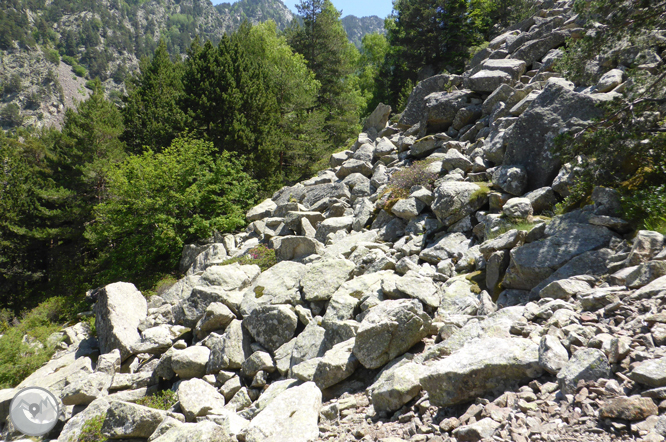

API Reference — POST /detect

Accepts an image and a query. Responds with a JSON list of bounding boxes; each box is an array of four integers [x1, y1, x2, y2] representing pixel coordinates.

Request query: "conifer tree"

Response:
[[122, 40, 186, 153], [180, 33, 282, 191], [286, 0, 362, 147]]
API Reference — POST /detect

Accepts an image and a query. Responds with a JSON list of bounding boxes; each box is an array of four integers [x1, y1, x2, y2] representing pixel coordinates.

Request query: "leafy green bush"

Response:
[[144, 274, 179, 299], [0, 296, 82, 388], [85, 137, 257, 285], [61, 55, 77, 66], [77, 414, 108, 442], [135, 389, 178, 410], [73, 64, 87, 77], [222, 244, 277, 272], [43, 47, 60, 65], [3, 74, 22, 94]]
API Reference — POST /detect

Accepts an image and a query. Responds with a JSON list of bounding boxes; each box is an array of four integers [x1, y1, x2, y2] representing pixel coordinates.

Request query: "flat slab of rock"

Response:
[[94, 282, 147, 361], [247, 199, 277, 221], [302, 258, 355, 302], [370, 358, 427, 412], [421, 337, 541, 407], [244, 382, 322, 442], [151, 421, 231, 442], [101, 400, 179, 439], [274, 236, 324, 262]]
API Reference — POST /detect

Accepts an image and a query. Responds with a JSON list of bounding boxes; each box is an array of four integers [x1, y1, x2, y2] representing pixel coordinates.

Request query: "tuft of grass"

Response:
[[486, 221, 538, 241], [135, 389, 178, 410], [144, 274, 179, 299], [470, 182, 492, 203], [76, 414, 107, 442], [220, 244, 277, 272]]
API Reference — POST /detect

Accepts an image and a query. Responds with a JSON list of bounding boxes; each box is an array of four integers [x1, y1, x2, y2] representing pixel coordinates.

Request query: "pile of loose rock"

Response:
[[2, 0, 666, 440]]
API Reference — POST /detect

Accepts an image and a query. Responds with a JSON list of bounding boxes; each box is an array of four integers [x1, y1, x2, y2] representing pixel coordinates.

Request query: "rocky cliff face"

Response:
[[341, 15, 385, 49], [2, 0, 666, 441]]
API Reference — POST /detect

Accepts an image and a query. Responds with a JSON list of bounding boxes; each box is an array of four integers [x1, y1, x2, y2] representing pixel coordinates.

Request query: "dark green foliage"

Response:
[[73, 65, 87, 77], [85, 137, 257, 285], [286, 0, 363, 147], [122, 40, 186, 153], [135, 389, 178, 410], [0, 103, 23, 127], [42, 47, 60, 65], [3, 74, 22, 94], [181, 34, 282, 190], [552, 0, 666, 230]]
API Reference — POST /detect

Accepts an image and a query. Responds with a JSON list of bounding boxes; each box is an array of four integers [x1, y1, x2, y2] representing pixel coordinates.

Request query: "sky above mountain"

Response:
[[214, 0, 393, 19]]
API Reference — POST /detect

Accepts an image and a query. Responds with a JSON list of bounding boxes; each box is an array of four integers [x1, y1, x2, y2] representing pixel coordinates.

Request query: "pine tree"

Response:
[[286, 0, 362, 147], [180, 32, 282, 191], [122, 40, 186, 153]]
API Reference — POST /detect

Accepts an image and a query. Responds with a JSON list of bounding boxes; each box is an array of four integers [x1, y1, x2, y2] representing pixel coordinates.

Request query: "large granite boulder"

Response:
[[421, 337, 541, 407], [432, 182, 489, 226], [353, 299, 431, 369], [370, 357, 428, 412], [177, 378, 227, 421], [364, 103, 392, 132], [502, 83, 610, 191], [205, 320, 253, 372], [399, 74, 455, 128], [557, 348, 610, 394], [420, 90, 477, 133], [301, 258, 356, 302], [244, 382, 322, 442], [243, 305, 298, 353], [503, 224, 615, 291], [94, 282, 147, 361], [101, 400, 179, 439]]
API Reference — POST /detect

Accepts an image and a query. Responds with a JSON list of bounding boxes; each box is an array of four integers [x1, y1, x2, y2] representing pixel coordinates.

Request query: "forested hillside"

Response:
[[0, 0, 664, 404]]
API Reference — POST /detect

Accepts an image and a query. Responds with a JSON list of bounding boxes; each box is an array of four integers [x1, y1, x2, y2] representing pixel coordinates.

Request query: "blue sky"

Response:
[[214, 0, 394, 19]]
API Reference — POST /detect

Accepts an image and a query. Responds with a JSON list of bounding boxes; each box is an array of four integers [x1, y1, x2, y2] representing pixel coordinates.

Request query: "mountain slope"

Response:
[[341, 15, 386, 48], [215, 0, 294, 30]]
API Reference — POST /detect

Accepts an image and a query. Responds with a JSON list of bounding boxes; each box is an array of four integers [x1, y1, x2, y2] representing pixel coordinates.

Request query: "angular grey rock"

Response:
[[502, 83, 609, 191], [353, 299, 431, 369], [94, 282, 147, 361], [205, 320, 253, 372], [421, 90, 476, 133], [539, 335, 569, 374], [188, 244, 228, 275], [301, 183, 351, 208], [243, 305, 298, 353], [557, 348, 610, 394], [244, 382, 322, 442], [56, 398, 109, 442], [364, 103, 392, 132], [530, 248, 614, 296], [291, 338, 359, 390], [539, 278, 592, 300], [370, 357, 428, 412], [420, 232, 470, 264], [101, 400, 176, 439], [353, 143, 374, 162], [177, 285, 242, 327], [177, 378, 226, 421], [195, 302, 236, 339], [479, 229, 526, 258], [453, 418, 502, 442], [241, 351, 275, 379], [336, 159, 373, 179], [409, 135, 439, 157], [441, 149, 473, 172], [502, 198, 533, 219], [274, 236, 324, 262], [452, 105, 482, 131], [180, 244, 211, 273], [512, 32, 567, 67], [150, 421, 231, 442], [492, 165, 528, 196], [315, 216, 354, 243], [503, 225, 614, 291], [289, 322, 327, 368], [247, 199, 277, 222], [284, 211, 325, 232], [597, 69, 624, 93], [396, 271, 441, 308], [465, 70, 513, 92], [629, 358, 666, 387], [525, 187, 558, 214], [374, 137, 397, 159], [481, 59, 527, 80], [352, 198, 375, 231], [172, 346, 211, 379], [302, 258, 356, 302], [243, 261, 306, 312], [330, 150, 353, 168], [432, 182, 488, 226], [400, 74, 454, 127], [486, 251, 510, 297], [61, 372, 112, 405], [422, 337, 541, 407], [627, 230, 665, 266], [391, 197, 426, 220], [631, 275, 666, 301], [201, 264, 260, 291]]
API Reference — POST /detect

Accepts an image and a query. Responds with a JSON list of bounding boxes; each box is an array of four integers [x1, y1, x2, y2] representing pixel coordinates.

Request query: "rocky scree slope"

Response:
[[2, 1, 666, 441]]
